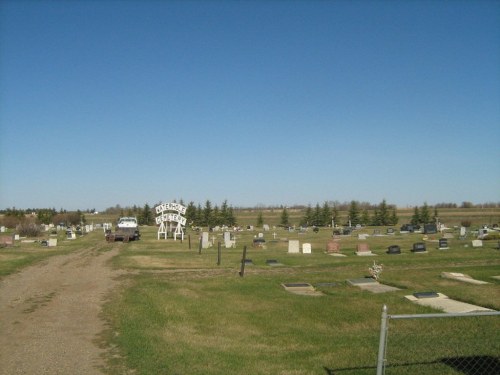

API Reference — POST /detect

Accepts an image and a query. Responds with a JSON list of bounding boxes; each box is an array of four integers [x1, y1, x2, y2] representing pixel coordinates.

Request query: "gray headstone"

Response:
[[202, 232, 210, 248]]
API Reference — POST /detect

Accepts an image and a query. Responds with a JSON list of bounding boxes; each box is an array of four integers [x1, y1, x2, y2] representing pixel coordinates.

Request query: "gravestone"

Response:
[[438, 238, 449, 250], [258, 232, 264, 238], [460, 226, 466, 238], [326, 239, 340, 253], [48, 238, 58, 247], [1, 226, 6, 232], [224, 232, 235, 248], [412, 242, 427, 253], [387, 245, 401, 254], [0, 235, 14, 247], [288, 240, 300, 253], [356, 243, 374, 256], [266, 259, 282, 266], [263, 224, 270, 231], [413, 291, 439, 299], [252, 238, 265, 247], [472, 239, 483, 248], [302, 243, 312, 254], [424, 224, 438, 234], [14, 234, 20, 240], [358, 233, 369, 240], [387, 228, 395, 235], [202, 232, 210, 249]]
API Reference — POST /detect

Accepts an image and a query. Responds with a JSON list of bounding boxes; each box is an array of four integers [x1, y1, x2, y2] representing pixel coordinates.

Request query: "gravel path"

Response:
[[0, 245, 123, 375]]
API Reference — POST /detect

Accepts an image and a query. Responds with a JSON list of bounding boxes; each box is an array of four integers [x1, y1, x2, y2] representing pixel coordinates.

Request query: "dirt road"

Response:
[[0, 245, 123, 375]]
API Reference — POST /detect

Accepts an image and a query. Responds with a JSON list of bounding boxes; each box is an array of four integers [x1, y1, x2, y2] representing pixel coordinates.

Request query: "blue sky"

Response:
[[1, 0, 499, 211]]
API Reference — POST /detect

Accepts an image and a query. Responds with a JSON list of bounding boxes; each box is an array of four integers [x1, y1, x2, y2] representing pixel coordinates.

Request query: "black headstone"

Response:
[[439, 238, 448, 248], [424, 224, 438, 234], [412, 242, 427, 252], [387, 245, 401, 254]]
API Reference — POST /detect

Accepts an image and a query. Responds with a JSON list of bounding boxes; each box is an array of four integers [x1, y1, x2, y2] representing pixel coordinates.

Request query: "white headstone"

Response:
[[48, 238, 58, 247], [258, 233, 264, 238], [263, 224, 270, 231], [472, 239, 483, 248], [202, 232, 210, 249], [288, 240, 300, 253], [14, 234, 20, 240], [460, 227, 466, 236], [302, 243, 312, 254], [0, 226, 5, 233]]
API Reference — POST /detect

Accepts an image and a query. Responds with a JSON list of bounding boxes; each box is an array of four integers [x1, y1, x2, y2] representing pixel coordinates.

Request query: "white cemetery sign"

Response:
[[155, 202, 187, 241]]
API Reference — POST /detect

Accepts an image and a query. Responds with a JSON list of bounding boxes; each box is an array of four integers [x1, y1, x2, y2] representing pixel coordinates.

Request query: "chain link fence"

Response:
[[376, 306, 500, 375]]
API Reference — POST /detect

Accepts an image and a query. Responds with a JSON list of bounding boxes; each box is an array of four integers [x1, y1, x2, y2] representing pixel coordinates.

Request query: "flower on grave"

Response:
[[369, 261, 383, 281]]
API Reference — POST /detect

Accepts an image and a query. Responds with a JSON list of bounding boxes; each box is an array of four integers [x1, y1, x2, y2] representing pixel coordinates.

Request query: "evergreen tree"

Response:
[[390, 209, 399, 225], [226, 206, 236, 227], [320, 202, 331, 226], [348, 201, 360, 226], [140, 203, 153, 225], [196, 204, 203, 226], [203, 200, 213, 228], [280, 207, 289, 226], [361, 209, 370, 226], [377, 199, 390, 226], [312, 203, 321, 226], [212, 205, 221, 226], [185, 201, 197, 225], [302, 205, 313, 226], [411, 207, 420, 225], [420, 202, 431, 224], [432, 207, 439, 223], [256, 211, 264, 227], [331, 204, 339, 227]]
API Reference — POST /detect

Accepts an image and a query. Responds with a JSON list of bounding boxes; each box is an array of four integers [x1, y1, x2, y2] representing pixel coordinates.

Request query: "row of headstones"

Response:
[[201, 232, 236, 249]]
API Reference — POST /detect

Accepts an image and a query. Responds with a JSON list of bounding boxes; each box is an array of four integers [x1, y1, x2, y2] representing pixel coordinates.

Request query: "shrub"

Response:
[[16, 221, 41, 237]]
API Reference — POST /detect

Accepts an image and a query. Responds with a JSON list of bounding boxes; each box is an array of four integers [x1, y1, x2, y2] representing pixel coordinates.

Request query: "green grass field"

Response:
[[1, 208, 499, 374]]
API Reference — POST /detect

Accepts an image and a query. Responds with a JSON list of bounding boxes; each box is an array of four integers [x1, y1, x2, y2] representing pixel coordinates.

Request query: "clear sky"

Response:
[[1, 0, 499, 211]]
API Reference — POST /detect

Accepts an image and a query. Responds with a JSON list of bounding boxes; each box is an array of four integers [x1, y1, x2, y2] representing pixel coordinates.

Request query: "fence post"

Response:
[[376, 304, 388, 375]]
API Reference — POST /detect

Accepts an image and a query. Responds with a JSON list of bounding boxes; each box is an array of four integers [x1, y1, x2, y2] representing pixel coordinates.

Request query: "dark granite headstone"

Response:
[[412, 242, 427, 252], [424, 224, 438, 234], [387, 245, 401, 254], [439, 238, 449, 249]]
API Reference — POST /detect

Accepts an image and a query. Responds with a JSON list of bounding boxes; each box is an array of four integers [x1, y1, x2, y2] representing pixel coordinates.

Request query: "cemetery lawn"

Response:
[[102, 226, 500, 375]]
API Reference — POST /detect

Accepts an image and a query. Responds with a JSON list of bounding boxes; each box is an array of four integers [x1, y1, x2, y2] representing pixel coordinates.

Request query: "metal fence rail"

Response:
[[377, 305, 500, 375]]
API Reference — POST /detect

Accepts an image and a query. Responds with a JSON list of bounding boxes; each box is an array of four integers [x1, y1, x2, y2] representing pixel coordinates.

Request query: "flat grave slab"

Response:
[[347, 277, 401, 293], [282, 282, 323, 296], [405, 293, 495, 313], [492, 276, 500, 281], [266, 259, 283, 266], [315, 282, 337, 287], [244, 259, 254, 265], [347, 277, 378, 285], [441, 272, 490, 285]]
